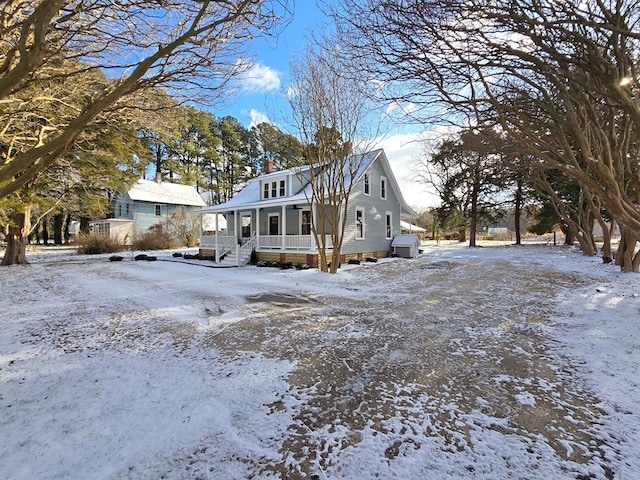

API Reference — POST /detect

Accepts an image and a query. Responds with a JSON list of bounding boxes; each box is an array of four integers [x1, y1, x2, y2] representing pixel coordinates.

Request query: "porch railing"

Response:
[[200, 234, 235, 249], [200, 234, 333, 252], [257, 235, 333, 250], [237, 235, 257, 266]]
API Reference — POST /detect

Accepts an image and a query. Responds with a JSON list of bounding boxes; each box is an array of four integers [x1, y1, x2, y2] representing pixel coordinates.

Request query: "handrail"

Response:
[[237, 235, 257, 266], [215, 235, 238, 263]]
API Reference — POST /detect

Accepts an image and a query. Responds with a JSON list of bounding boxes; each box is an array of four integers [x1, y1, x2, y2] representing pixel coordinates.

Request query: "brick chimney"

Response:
[[265, 159, 274, 174]]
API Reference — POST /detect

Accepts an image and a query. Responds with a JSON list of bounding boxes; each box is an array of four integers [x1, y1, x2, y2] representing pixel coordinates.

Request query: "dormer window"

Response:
[[263, 177, 287, 199]]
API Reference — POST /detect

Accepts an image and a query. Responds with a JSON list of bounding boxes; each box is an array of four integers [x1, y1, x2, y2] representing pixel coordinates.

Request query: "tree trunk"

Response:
[[468, 173, 479, 247], [42, 215, 49, 245], [575, 232, 597, 256], [458, 228, 466, 243], [80, 217, 91, 234], [1, 204, 32, 266], [514, 178, 523, 245], [562, 223, 574, 245], [53, 213, 64, 245], [615, 226, 640, 273], [64, 214, 71, 244]]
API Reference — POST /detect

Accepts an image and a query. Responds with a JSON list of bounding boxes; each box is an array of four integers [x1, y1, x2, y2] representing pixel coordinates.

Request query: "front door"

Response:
[[269, 214, 279, 235], [241, 213, 252, 238]]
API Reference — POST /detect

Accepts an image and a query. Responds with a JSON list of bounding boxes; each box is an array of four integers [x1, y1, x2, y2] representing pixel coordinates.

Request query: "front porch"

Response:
[[198, 206, 333, 266]]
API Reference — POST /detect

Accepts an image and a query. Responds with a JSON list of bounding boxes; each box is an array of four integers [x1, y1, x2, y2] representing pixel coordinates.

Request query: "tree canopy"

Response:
[[0, 0, 293, 198]]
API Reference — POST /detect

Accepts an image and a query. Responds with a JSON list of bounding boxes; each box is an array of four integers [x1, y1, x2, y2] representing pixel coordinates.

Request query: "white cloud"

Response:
[[236, 60, 281, 93], [385, 100, 418, 117], [248, 109, 274, 129]]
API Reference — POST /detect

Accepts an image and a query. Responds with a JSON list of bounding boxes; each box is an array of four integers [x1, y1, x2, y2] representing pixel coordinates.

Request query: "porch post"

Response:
[[233, 210, 237, 238], [255, 207, 260, 246], [214, 213, 219, 262], [281, 204, 286, 249]]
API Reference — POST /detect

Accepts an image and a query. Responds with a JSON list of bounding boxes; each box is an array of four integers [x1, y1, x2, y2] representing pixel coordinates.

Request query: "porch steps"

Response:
[[218, 237, 256, 266], [219, 249, 251, 266]]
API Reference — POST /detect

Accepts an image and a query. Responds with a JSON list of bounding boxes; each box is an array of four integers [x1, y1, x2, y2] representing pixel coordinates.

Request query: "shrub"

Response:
[[109, 255, 124, 262], [295, 263, 310, 270], [132, 231, 178, 251], [279, 261, 294, 270], [365, 257, 378, 263], [76, 233, 125, 255], [348, 259, 361, 265], [162, 207, 200, 247], [172, 252, 183, 258]]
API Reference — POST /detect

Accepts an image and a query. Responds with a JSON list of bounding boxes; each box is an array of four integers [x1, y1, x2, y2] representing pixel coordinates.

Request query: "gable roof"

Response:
[[198, 149, 417, 216], [127, 179, 206, 207]]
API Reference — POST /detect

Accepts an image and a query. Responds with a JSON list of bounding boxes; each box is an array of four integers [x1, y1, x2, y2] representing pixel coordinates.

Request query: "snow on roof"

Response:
[[128, 179, 206, 207], [199, 149, 416, 216], [391, 234, 420, 247], [401, 220, 426, 232]]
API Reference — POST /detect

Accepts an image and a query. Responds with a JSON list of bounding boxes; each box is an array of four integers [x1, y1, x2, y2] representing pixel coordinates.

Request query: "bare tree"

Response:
[[335, 0, 640, 271], [0, 0, 292, 198], [287, 38, 381, 273]]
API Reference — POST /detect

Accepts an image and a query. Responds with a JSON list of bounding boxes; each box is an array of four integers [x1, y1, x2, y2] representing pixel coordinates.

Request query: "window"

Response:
[[117, 204, 122, 217], [355, 207, 365, 239], [279, 180, 286, 197], [364, 173, 370, 195], [385, 212, 393, 239], [93, 222, 110, 236], [271, 181, 277, 198], [155, 204, 161, 216], [301, 210, 311, 235], [380, 176, 387, 200], [126, 203, 130, 216], [263, 182, 269, 199]]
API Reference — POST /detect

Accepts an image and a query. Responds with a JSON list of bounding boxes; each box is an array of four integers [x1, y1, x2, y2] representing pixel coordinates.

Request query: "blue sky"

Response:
[[212, 2, 323, 128], [210, 2, 440, 211]]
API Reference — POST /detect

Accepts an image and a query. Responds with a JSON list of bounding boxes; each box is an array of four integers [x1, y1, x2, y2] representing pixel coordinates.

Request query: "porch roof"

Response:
[[197, 178, 311, 214]]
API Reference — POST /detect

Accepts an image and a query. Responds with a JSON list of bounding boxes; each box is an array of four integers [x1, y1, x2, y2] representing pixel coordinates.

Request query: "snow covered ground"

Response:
[[0, 242, 638, 479]]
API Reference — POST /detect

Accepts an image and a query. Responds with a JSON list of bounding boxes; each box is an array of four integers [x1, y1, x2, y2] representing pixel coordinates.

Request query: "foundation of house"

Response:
[[198, 249, 391, 268]]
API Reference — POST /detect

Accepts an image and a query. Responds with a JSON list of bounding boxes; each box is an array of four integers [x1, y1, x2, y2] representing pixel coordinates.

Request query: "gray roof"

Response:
[[198, 149, 417, 216], [391, 234, 420, 247], [128, 180, 206, 207]]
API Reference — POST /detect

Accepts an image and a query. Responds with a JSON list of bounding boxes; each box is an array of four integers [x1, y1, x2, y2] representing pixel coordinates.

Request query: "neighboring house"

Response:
[[198, 149, 418, 266], [92, 178, 206, 244]]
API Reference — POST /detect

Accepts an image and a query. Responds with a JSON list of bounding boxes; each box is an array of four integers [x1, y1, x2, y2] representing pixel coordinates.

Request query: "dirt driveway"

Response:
[[206, 256, 613, 478], [2, 248, 623, 480]]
